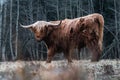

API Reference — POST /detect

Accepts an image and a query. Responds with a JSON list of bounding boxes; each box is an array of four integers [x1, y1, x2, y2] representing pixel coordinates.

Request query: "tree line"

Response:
[[0, 0, 120, 61]]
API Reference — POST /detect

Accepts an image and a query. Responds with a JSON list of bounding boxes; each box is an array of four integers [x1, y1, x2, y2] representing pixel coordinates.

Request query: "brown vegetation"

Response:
[[0, 60, 120, 80]]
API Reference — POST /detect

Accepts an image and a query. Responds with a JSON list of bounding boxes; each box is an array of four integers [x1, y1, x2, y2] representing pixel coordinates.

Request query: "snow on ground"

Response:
[[0, 60, 120, 80]]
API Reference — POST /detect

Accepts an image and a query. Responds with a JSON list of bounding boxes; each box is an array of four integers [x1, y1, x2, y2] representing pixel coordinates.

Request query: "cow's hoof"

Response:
[[91, 59, 99, 62], [46, 60, 51, 63], [68, 60, 73, 63]]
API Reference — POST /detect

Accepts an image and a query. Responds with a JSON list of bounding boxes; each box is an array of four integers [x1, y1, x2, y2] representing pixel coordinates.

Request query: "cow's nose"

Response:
[[36, 35, 40, 38]]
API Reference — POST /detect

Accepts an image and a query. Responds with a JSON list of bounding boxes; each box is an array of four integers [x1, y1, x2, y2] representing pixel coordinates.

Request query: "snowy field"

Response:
[[0, 60, 120, 80]]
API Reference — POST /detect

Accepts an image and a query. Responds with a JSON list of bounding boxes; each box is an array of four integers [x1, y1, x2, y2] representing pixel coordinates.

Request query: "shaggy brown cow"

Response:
[[21, 13, 104, 63]]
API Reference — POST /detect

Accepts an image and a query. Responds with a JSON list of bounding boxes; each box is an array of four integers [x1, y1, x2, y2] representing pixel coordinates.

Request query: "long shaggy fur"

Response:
[[22, 13, 104, 63]]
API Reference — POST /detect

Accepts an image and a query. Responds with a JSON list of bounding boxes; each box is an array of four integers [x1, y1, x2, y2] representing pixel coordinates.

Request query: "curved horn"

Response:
[[47, 20, 62, 27], [20, 23, 33, 28]]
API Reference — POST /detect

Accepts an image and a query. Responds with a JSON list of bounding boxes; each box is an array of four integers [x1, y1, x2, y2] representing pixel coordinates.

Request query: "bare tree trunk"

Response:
[[0, 0, 3, 60], [70, 0, 73, 18], [44, 3, 47, 20], [37, 0, 40, 20], [10, 0, 14, 60], [88, 0, 91, 13], [28, 0, 35, 60], [80, 1, 83, 16], [77, 0, 80, 17], [118, 1, 120, 58], [88, 0, 94, 13], [64, 0, 67, 18], [1, 3, 9, 61], [90, 0, 94, 13], [56, 0, 59, 20], [114, 0, 117, 36], [114, 0, 119, 58], [15, 0, 19, 59], [29, 0, 33, 23], [99, 0, 103, 14], [1, 3, 7, 61]]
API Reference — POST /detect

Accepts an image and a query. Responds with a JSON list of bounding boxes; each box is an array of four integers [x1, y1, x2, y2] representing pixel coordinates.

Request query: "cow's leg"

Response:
[[91, 47, 101, 61], [72, 48, 81, 60], [64, 49, 73, 63], [78, 43, 85, 60], [46, 48, 55, 63], [72, 48, 80, 60], [78, 47, 82, 60], [87, 40, 101, 62], [78, 48, 81, 60]]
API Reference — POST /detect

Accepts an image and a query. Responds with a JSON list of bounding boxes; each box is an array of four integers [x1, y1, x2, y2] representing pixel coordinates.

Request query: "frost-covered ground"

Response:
[[0, 60, 120, 80]]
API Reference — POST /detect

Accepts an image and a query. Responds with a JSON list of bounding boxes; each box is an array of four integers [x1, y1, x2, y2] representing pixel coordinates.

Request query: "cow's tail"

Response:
[[96, 14, 104, 51]]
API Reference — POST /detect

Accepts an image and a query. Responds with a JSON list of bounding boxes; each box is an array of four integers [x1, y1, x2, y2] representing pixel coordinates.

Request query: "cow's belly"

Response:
[[55, 45, 65, 53]]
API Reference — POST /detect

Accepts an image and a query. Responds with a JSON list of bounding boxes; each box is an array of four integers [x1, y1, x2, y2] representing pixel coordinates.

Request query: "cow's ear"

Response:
[[45, 26, 53, 35], [45, 25, 52, 30]]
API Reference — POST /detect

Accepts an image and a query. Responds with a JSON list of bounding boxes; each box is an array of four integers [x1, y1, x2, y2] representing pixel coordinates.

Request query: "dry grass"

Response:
[[0, 60, 120, 80]]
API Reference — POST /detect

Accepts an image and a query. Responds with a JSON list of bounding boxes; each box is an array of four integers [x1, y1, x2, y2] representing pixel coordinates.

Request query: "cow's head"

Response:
[[20, 21, 62, 41]]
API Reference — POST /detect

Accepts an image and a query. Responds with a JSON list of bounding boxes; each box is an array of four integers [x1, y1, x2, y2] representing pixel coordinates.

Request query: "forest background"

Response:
[[0, 0, 120, 61]]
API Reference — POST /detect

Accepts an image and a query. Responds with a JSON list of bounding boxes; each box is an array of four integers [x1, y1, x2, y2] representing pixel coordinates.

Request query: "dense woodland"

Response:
[[0, 0, 120, 61]]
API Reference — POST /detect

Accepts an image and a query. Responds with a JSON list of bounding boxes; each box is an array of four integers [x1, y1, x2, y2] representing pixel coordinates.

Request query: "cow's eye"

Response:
[[41, 30, 44, 33], [33, 29, 36, 32]]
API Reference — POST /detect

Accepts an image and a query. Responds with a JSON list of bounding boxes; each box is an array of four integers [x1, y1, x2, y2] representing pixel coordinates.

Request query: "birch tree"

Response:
[[70, 0, 73, 18], [10, 0, 14, 60], [0, 0, 3, 60], [1, 3, 7, 61], [15, 0, 19, 59], [77, 0, 80, 17], [64, 0, 67, 18], [29, 0, 33, 23], [56, 0, 59, 20], [114, 0, 119, 58], [36, 0, 40, 20]]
